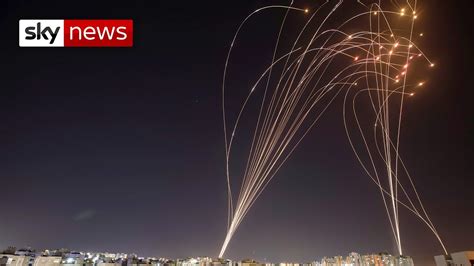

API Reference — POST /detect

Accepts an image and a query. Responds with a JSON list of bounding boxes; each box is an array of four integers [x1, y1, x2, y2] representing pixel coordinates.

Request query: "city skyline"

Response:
[[0, 246, 416, 265]]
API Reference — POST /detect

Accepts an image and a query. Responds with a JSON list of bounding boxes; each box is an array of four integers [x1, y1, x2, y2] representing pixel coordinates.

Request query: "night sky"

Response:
[[0, 1, 472, 265]]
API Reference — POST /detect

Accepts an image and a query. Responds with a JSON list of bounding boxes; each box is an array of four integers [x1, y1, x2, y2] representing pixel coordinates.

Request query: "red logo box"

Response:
[[64, 19, 133, 47]]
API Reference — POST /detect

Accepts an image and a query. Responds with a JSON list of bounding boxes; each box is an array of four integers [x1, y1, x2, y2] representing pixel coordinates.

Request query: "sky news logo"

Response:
[[19, 19, 133, 47]]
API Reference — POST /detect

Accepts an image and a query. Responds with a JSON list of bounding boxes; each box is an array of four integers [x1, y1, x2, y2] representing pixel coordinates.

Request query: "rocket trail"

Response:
[[219, 0, 447, 258]]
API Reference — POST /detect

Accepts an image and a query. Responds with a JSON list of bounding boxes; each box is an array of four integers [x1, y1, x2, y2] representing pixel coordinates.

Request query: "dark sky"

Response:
[[0, 0, 472, 265]]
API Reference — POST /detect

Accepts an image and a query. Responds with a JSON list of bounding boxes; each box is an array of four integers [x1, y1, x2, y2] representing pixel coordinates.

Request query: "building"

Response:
[[311, 252, 413, 266], [435, 251, 474, 266], [236, 259, 266, 266], [0, 255, 35, 266], [33, 256, 62, 266], [435, 255, 452, 266]]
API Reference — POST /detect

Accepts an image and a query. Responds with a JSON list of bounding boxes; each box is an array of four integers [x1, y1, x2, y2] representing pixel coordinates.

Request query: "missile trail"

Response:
[[219, 0, 447, 258]]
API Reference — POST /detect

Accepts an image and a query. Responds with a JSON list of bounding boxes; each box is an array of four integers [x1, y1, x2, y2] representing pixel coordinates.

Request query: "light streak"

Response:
[[219, 0, 447, 258]]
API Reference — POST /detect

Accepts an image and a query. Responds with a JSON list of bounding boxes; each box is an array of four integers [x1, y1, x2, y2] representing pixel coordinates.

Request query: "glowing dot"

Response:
[[409, 93, 414, 96], [401, 71, 406, 75], [390, 34, 394, 37], [389, 50, 393, 54], [373, 11, 377, 15], [430, 63, 435, 67], [409, 44, 413, 48], [418, 82, 424, 86], [305, 9, 309, 13], [419, 33, 424, 37], [395, 79, 400, 83], [375, 56, 380, 60], [348, 35, 352, 39], [379, 46, 383, 49], [409, 56, 414, 60], [394, 43, 399, 47], [401, 8, 406, 12], [413, 15, 418, 19], [354, 56, 359, 61], [413, 11, 416, 15], [418, 53, 422, 57], [404, 64, 408, 68]]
